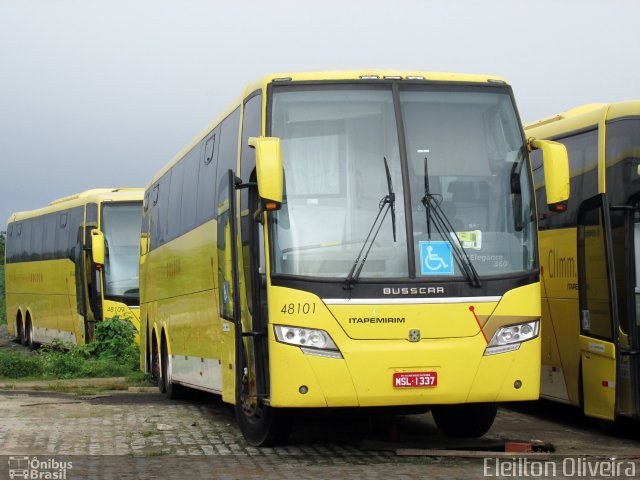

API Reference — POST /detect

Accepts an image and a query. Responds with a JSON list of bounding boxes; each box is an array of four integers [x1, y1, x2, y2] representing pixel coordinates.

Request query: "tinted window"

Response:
[[21, 220, 32, 261], [219, 108, 241, 182], [240, 93, 262, 219], [149, 184, 160, 250], [142, 191, 150, 237], [31, 217, 44, 259], [43, 214, 56, 260], [68, 206, 84, 259], [56, 212, 70, 258], [606, 118, 640, 205], [196, 127, 221, 225], [11, 223, 23, 262], [6, 223, 13, 262], [167, 160, 185, 241], [151, 174, 171, 249], [180, 145, 201, 234]]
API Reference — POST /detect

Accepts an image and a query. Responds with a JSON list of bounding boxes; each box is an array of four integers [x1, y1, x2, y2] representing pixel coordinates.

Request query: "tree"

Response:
[[0, 230, 4, 265]]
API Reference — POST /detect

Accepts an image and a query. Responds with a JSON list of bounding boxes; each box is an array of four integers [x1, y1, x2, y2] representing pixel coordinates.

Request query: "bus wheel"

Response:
[[235, 369, 292, 446], [161, 339, 183, 399], [432, 403, 497, 438], [17, 318, 26, 346], [153, 338, 165, 394], [25, 318, 37, 350]]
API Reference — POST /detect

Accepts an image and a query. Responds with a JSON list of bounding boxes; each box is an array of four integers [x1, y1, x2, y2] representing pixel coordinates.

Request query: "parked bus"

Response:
[[5, 188, 144, 347], [140, 70, 569, 446], [526, 101, 640, 423]]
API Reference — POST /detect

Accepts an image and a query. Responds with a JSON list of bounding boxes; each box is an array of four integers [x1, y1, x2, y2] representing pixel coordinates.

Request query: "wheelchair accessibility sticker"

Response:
[[419, 241, 454, 275]]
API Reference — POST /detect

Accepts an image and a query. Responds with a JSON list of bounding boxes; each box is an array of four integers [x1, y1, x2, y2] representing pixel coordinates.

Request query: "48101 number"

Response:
[[280, 303, 316, 315]]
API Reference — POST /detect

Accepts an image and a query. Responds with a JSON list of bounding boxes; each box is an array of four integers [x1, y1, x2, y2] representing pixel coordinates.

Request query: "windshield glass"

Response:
[[101, 202, 142, 301], [270, 83, 535, 280], [270, 87, 408, 278], [400, 87, 536, 277]]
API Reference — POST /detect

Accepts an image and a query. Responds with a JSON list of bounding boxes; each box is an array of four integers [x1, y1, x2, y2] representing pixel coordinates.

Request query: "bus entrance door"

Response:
[[615, 207, 640, 420], [577, 194, 619, 421]]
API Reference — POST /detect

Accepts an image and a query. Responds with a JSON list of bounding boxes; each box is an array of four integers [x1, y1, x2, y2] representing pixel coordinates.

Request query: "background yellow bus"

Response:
[[5, 188, 144, 347], [140, 70, 569, 446], [526, 101, 640, 424]]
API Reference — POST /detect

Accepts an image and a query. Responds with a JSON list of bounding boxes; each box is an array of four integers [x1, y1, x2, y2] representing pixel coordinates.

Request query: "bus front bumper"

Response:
[[268, 334, 540, 408]]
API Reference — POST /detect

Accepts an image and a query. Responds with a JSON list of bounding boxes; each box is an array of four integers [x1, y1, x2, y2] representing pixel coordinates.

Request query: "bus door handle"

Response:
[[242, 331, 267, 338]]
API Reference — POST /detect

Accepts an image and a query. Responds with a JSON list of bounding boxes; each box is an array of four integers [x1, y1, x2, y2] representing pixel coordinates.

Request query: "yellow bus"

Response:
[[140, 70, 569, 446], [526, 101, 640, 423], [5, 188, 144, 347]]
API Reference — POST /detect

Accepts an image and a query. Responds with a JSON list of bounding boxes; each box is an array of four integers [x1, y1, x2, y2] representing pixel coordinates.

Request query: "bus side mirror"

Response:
[[91, 230, 105, 268], [248, 136, 283, 212], [529, 138, 570, 212]]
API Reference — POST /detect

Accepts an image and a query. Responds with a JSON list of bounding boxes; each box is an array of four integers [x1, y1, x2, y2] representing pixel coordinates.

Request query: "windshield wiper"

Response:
[[384, 156, 397, 242], [420, 157, 482, 288], [345, 157, 396, 288]]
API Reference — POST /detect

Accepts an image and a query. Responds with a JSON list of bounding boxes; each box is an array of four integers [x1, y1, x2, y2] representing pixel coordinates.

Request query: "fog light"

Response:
[[299, 385, 308, 394]]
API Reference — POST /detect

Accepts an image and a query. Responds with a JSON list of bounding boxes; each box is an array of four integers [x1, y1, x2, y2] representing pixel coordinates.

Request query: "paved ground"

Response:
[[0, 387, 638, 479], [1, 327, 639, 478]]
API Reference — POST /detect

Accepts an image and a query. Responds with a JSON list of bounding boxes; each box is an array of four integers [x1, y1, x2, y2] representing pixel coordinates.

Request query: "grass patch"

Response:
[[0, 317, 149, 382]]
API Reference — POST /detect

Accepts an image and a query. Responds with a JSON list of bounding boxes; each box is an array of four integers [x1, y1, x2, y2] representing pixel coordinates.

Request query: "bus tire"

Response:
[[17, 316, 26, 346], [153, 335, 165, 394], [235, 401, 292, 447], [161, 337, 183, 399], [432, 402, 497, 438], [25, 317, 37, 351]]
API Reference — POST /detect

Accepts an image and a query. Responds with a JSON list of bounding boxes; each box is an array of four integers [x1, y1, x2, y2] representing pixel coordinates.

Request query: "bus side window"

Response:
[[167, 160, 185, 242], [196, 127, 221, 226], [13, 223, 22, 263], [6, 223, 13, 262], [21, 220, 32, 262], [31, 217, 44, 261], [150, 176, 170, 249], [180, 144, 201, 235], [56, 212, 69, 259]]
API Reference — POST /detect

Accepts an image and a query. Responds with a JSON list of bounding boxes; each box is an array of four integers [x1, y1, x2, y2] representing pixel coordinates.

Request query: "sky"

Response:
[[1, 0, 638, 226]]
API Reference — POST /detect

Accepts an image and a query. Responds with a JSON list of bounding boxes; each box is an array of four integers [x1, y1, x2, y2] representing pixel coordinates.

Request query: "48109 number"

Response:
[[280, 303, 316, 315]]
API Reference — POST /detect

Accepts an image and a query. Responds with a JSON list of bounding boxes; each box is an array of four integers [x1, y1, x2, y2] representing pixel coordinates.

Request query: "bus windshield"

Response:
[[270, 83, 536, 280], [101, 202, 143, 302]]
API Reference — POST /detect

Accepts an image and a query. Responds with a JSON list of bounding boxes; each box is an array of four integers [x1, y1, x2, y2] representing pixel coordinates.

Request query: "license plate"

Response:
[[393, 372, 437, 388]]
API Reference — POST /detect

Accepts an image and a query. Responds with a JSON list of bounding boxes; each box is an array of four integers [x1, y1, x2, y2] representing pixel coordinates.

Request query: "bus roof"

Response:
[[146, 70, 511, 189], [8, 188, 144, 223], [525, 100, 640, 139]]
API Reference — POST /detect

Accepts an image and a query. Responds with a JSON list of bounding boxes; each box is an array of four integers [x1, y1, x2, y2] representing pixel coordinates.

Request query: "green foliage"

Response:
[[0, 350, 43, 378], [0, 317, 142, 380], [90, 316, 138, 369]]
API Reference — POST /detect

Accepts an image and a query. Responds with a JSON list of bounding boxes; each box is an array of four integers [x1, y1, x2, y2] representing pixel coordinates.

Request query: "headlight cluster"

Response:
[[273, 325, 342, 359], [484, 320, 539, 356]]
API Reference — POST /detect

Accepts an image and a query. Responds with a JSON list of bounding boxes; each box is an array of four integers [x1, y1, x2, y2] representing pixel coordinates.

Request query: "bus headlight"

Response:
[[484, 320, 539, 356], [273, 325, 342, 359]]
